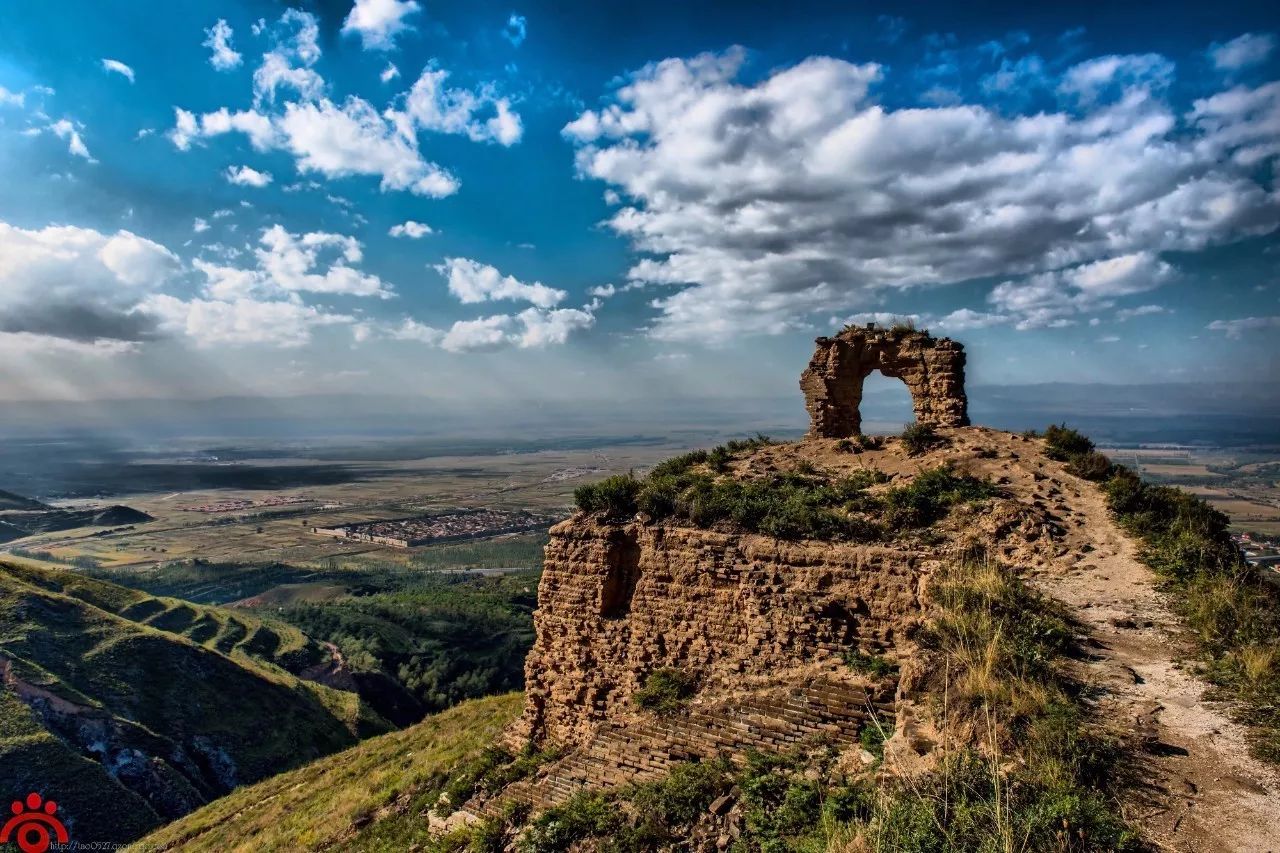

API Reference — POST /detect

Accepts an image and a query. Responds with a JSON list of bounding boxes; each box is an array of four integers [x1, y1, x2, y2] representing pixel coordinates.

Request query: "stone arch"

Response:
[[800, 325, 969, 438]]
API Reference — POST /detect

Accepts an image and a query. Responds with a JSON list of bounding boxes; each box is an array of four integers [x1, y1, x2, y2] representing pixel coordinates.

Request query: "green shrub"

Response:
[[859, 719, 891, 760], [900, 421, 939, 455], [574, 474, 640, 518], [842, 650, 897, 678], [881, 465, 998, 530], [1067, 450, 1114, 481], [633, 668, 696, 715], [520, 790, 622, 852], [1042, 424, 1095, 461], [630, 758, 731, 828]]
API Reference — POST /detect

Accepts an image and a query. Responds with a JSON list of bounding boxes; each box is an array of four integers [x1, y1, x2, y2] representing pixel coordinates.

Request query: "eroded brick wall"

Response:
[[514, 518, 924, 749]]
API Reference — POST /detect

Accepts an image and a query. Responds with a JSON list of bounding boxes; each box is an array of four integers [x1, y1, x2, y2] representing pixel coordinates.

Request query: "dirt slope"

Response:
[[766, 427, 1280, 852], [1033, 473, 1280, 853]]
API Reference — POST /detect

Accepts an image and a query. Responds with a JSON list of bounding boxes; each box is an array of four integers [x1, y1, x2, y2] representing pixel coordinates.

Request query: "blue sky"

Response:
[[0, 0, 1276, 402]]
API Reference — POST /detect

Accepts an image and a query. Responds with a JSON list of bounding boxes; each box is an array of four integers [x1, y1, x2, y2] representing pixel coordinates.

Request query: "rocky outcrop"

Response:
[[801, 324, 969, 438]]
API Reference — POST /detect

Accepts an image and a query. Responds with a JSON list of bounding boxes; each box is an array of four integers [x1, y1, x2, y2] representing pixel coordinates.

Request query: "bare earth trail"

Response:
[[1026, 459, 1280, 852]]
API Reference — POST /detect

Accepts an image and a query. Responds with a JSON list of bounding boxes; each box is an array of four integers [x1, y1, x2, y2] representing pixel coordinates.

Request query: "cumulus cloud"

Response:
[[253, 9, 323, 105], [142, 293, 350, 348], [204, 19, 243, 71], [253, 225, 389, 297], [381, 62, 400, 83], [101, 58, 135, 83], [389, 220, 433, 238], [193, 217, 210, 233], [0, 85, 25, 107], [1207, 315, 1280, 338], [1209, 33, 1275, 71], [342, 0, 422, 50], [0, 222, 177, 345], [435, 257, 565, 308], [169, 10, 518, 199], [389, 305, 595, 353], [225, 165, 273, 187], [278, 97, 459, 196], [989, 252, 1174, 329], [168, 107, 278, 152], [564, 47, 1280, 342], [395, 67, 524, 146]]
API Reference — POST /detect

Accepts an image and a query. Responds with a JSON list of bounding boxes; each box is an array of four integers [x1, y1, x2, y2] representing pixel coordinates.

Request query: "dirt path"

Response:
[[1033, 474, 1280, 853]]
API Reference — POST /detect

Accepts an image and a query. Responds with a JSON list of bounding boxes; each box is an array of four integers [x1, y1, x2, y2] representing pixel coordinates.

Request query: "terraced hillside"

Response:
[[0, 561, 389, 845]]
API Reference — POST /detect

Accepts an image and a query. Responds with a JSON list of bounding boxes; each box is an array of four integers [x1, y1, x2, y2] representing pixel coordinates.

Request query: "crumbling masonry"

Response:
[[801, 325, 969, 438]]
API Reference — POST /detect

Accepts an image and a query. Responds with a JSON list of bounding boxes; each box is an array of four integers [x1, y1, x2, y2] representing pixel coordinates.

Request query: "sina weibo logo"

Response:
[[1, 794, 68, 853]]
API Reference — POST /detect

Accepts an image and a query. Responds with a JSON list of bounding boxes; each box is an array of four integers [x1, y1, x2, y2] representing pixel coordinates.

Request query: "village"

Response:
[[311, 508, 554, 548]]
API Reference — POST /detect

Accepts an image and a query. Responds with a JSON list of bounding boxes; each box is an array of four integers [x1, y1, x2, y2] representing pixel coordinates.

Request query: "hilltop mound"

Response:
[[0, 499, 154, 541], [0, 561, 389, 845]]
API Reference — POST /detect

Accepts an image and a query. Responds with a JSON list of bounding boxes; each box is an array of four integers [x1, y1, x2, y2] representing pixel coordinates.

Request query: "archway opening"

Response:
[[858, 370, 914, 434]]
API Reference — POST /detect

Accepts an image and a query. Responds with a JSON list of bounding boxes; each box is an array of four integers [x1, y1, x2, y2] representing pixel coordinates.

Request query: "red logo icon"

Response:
[[1, 794, 68, 853]]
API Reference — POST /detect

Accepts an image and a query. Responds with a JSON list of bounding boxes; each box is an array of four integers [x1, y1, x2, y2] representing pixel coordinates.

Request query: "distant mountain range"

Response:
[[0, 382, 1274, 446]]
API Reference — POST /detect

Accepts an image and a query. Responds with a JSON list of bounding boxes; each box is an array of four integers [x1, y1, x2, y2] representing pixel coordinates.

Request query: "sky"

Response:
[[0, 0, 1277, 403]]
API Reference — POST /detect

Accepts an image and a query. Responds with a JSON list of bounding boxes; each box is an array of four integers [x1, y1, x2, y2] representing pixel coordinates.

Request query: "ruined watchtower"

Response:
[[801, 324, 969, 438]]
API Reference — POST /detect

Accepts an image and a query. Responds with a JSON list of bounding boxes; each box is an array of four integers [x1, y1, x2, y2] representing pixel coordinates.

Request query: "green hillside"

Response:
[[133, 692, 522, 853], [0, 561, 390, 845]]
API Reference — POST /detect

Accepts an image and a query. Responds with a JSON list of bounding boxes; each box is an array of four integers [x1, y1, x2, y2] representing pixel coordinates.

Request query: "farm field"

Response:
[[0, 438, 695, 574]]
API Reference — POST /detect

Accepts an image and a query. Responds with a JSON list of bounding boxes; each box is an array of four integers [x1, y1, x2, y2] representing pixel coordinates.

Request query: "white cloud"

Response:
[[342, 0, 422, 50], [193, 217, 210, 233], [142, 293, 350, 348], [388, 318, 444, 345], [1207, 315, 1280, 338], [1058, 54, 1174, 103], [101, 58, 135, 83], [396, 67, 523, 146], [0, 86, 24, 107], [1115, 304, 1169, 321], [1098, 335, 1121, 343], [935, 308, 1011, 331], [48, 120, 93, 160], [203, 19, 242, 71], [225, 165, 274, 187], [1189, 81, 1280, 167], [381, 62, 400, 83], [253, 9, 324, 105], [564, 47, 1280, 342], [169, 11, 516, 199], [0, 222, 178, 344], [1209, 33, 1276, 71], [278, 97, 459, 196], [168, 107, 278, 152], [435, 257, 565, 308], [989, 252, 1173, 329], [427, 306, 595, 352], [388, 220, 433, 238], [589, 284, 617, 298], [503, 14, 528, 47], [254, 225, 389, 297]]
